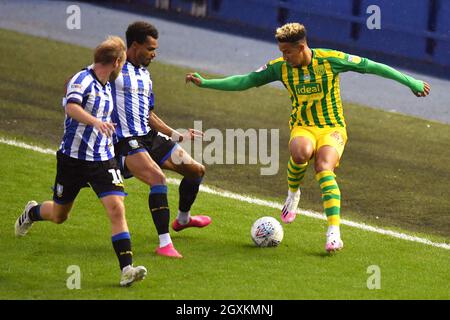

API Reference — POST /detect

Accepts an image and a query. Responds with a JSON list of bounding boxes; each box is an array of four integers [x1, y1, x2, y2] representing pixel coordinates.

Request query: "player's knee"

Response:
[[314, 161, 334, 173], [194, 163, 205, 178], [52, 205, 70, 224], [181, 163, 205, 180], [108, 201, 126, 222], [150, 172, 166, 185], [291, 153, 310, 165], [54, 214, 68, 224]]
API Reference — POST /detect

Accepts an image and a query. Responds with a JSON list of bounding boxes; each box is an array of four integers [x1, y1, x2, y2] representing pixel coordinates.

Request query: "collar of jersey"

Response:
[[89, 68, 108, 87], [126, 60, 145, 70]]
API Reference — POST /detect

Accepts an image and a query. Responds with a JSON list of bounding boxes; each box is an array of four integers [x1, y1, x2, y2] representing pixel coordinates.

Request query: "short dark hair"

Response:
[[126, 21, 159, 48]]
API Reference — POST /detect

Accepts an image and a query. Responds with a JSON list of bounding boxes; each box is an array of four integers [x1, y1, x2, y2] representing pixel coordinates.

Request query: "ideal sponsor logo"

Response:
[[296, 83, 322, 95]]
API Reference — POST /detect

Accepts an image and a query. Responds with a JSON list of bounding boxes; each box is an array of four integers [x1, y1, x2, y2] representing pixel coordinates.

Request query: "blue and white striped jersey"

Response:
[[111, 61, 154, 142], [59, 68, 115, 161]]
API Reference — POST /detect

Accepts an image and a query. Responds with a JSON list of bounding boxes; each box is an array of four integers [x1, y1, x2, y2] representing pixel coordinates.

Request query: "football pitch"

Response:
[[0, 29, 449, 300], [1, 141, 449, 299]]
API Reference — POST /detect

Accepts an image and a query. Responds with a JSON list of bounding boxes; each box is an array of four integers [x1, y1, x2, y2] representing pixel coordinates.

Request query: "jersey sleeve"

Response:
[[328, 51, 424, 92], [146, 70, 155, 111], [251, 59, 282, 86], [65, 71, 90, 107], [149, 92, 155, 110], [325, 51, 369, 74], [199, 59, 281, 91], [364, 59, 425, 92], [326, 50, 424, 92]]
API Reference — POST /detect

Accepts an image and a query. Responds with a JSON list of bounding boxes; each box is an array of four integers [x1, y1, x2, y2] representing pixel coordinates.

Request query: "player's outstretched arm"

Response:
[[149, 112, 203, 142], [365, 60, 431, 97], [185, 73, 203, 86], [148, 111, 174, 136], [414, 81, 431, 97], [185, 71, 271, 91]]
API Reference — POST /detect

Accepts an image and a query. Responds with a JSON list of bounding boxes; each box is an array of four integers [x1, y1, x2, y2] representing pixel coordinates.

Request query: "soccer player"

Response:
[[185, 23, 430, 253], [111, 21, 211, 258], [15, 36, 147, 286]]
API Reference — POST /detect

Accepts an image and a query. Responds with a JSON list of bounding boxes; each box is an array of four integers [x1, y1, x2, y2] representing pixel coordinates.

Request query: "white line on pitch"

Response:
[[2, 137, 449, 250]]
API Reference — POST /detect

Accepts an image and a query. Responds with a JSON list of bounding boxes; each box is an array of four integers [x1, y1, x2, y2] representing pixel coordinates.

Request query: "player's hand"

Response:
[[182, 128, 204, 141], [413, 81, 430, 97], [94, 120, 116, 138], [172, 129, 204, 142], [185, 73, 202, 86]]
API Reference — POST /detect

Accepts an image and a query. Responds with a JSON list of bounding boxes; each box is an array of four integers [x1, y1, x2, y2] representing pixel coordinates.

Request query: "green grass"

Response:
[[1, 142, 449, 299], [0, 28, 449, 239]]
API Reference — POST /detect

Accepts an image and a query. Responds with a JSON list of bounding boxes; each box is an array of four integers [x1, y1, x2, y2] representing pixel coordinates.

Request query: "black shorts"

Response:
[[53, 151, 126, 204], [114, 131, 178, 178]]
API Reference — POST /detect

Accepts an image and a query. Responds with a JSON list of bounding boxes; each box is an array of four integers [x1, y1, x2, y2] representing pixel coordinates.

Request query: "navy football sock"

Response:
[[148, 185, 170, 235], [112, 232, 133, 270], [179, 177, 202, 213]]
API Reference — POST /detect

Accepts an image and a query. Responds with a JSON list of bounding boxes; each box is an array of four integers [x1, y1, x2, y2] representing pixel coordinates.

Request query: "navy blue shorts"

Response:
[[53, 151, 126, 204], [114, 130, 178, 178]]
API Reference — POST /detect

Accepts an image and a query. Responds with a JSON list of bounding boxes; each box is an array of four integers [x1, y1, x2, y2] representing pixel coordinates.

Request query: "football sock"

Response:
[[316, 170, 341, 227], [28, 204, 43, 222], [327, 225, 340, 237], [148, 185, 170, 235], [179, 177, 202, 213], [158, 233, 172, 248], [287, 157, 308, 192], [177, 210, 191, 225], [112, 232, 133, 270]]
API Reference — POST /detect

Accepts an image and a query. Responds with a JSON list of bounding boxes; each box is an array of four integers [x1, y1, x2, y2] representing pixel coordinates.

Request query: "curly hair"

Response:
[[275, 23, 307, 43], [126, 21, 159, 48]]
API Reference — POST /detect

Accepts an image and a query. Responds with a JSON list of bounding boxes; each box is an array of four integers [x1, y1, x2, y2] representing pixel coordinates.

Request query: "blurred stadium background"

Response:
[[105, 0, 450, 77], [2, 0, 449, 123]]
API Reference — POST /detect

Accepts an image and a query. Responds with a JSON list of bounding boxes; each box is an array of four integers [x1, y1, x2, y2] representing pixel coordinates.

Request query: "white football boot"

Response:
[[281, 189, 301, 223], [120, 265, 147, 287], [15, 200, 38, 237]]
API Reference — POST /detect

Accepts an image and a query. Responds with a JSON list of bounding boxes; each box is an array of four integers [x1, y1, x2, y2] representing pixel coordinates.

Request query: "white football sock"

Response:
[[177, 210, 191, 225], [327, 225, 340, 237], [288, 189, 300, 198], [159, 233, 172, 248]]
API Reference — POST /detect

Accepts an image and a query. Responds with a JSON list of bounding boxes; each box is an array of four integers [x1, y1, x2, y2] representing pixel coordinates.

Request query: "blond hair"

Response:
[[94, 36, 126, 65], [275, 23, 307, 43]]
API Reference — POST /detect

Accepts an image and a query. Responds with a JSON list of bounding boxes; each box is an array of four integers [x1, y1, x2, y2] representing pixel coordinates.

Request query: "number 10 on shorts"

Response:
[[108, 169, 124, 185]]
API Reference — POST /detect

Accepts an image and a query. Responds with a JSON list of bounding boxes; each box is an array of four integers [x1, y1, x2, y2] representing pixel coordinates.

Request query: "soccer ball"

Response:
[[251, 216, 284, 247]]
